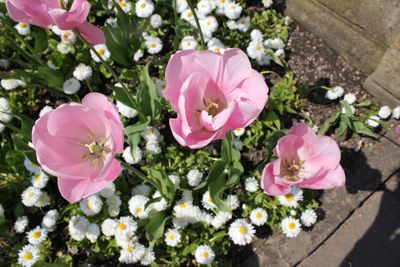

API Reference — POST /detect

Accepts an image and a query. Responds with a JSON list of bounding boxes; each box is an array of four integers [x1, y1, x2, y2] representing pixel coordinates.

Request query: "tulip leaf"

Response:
[[103, 26, 129, 65], [145, 211, 170, 243], [33, 29, 48, 54], [207, 160, 231, 212]]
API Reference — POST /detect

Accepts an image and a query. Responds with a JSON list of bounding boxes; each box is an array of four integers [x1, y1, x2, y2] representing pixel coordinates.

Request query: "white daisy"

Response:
[[99, 183, 116, 198], [105, 17, 117, 27], [34, 192, 50, 207], [15, 22, 30, 35], [378, 106, 391, 120], [247, 40, 266, 62], [86, 223, 100, 243], [150, 14, 162, 28], [187, 169, 203, 187], [181, 9, 195, 24], [265, 38, 285, 50], [116, 0, 132, 13], [134, 49, 144, 62], [201, 16, 218, 34], [18, 244, 40, 267], [115, 216, 137, 238], [131, 183, 151, 196], [250, 208, 268, 226], [197, 0, 214, 15], [27, 226, 47, 245], [237, 17, 250, 32], [392, 106, 400, 120], [24, 158, 41, 174], [224, 2, 242, 20], [90, 44, 111, 62], [73, 63, 92, 81], [21, 186, 42, 207], [1, 78, 25, 90], [135, 0, 154, 18], [0, 97, 12, 127], [115, 233, 138, 248], [250, 29, 264, 42], [41, 210, 59, 231], [31, 171, 49, 189], [14, 216, 29, 233], [226, 20, 238, 30], [116, 101, 138, 118], [61, 30, 76, 44], [326, 86, 344, 100], [367, 115, 381, 128], [128, 195, 149, 218], [262, 0, 273, 8], [202, 191, 216, 210], [281, 217, 301, 238], [142, 127, 161, 142], [80, 195, 103, 216], [155, 79, 166, 97], [63, 78, 81, 95], [228, 219, 255, 245], [101, 218, 118, 237], [145, 36, 163, 54], [141, 247, 155, 266], [164, 228, 181, 247], [275, 48, 285, 58], [68, 215, 89, 241], [211, 211, 232, 229], [341, 104, 356, 115], [51, 25, 63, 35], [181, 36, 198, 50], [277, 187, 303, 208], [175, 0, 188, 13], [300, 209, 317, 227], [343, 93, 356, 104], [145, 139, 161, 154], [168, 174, 181, 186], [290, 209, 297, 216], [207, 37, 225, 53], [226, 194, 240, 211], [39, 105, 53, 117], [148, 191, 168, 211], [108, 204, 120, 217], [233, 128, 245, 137], [119, 243, 146, 264], [195, 245, 215, 265], [245, 177, 259, 192], [57, 42, 72, 54]]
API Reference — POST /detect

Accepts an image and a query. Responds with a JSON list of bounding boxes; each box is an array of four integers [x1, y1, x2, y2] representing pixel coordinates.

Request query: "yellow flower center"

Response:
[[285, 193, 294, 202], [82, 135, 111, 166], [150, 43, 157, 48], [34, 174, 41, 181], [136, 207, 142, 214], [118, 223, 127, 230], [288, 222, 296, 230], [179, 202, 187, 208], [256, 44, 262, 51], [119, 1, 126, 7], [127, 245, 134, 252], [28, 192, 35, 199], [63, 32, 71, 38], [19, 22, 28, 28], [255, 212, 263, 219], [86, 202, 92, 210], [32, 231, 41, 239], [168, 234, 175, 240], [239, 226, 247, 234], [207, 21, 211, 26], [186, 42, 192, 47], [97, 48, 105, 56], [208, 197, 213, 203], [202, 251, 209, 258], [23, 252, 33, 260], [187, 11, 193, 17], [140, 2, 146, 8]]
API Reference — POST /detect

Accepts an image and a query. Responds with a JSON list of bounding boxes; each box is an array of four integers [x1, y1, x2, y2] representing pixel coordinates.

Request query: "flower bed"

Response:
[[0, 1, 397, 267]]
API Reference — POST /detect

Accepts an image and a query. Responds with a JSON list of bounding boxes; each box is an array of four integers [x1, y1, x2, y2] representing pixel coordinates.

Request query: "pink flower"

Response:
[[261, 123, 345, 196], [32, 93, 124, 203], [6, 0, 105, 44], [164, 49, 269, 149]]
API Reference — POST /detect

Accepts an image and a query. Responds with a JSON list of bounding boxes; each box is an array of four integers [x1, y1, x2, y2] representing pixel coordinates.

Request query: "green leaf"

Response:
[[207, 160, 230, 211], [147, 168, 176, 202], [318, 112, 340, 135], [335, 118, 348, 137], [113, 84, 136, 109], [145, 211, 169, 242], [33, 29, 48, 54], [124, 120, 150, 136], [265, 111, 281, 129], [357, 99, 372, 107], [103, 26, 129, 65], [351, 120, 379, 138]]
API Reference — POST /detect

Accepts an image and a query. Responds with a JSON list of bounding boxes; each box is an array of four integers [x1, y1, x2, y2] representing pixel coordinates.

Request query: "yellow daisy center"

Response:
[[140, 2, 146, 9], [255, 212, 263, 219], [34, 174, 41, 181], [285, 193, 294, 202], [32, 231, 41, 239], [86, 202, 92, 210], [127, 245, 135, 252], [119, 1, 126, 7], [23, 252, 33, 260], [118, 223, 127, 230], [97, 48, 105, 56], [239, 226, 247, 234], [288, 222, 296, 230], [19, 22, 28, 28], [179, 202, 187, 208], [168, 234, 175, 240], [136, 207, 142, 214], [202, 251, 209, 258], [150, 43, 157, 48]]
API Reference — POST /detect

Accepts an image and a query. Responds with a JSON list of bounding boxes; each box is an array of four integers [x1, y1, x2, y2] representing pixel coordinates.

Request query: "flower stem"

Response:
[[120, 161, 148, 182], [187, 0, 206, 50], [225, 131, 233, 164], [76, 33, 146, 122]]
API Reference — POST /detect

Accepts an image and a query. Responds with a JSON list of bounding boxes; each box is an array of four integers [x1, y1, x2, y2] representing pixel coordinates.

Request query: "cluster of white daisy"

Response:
[[247, 29, 285, 65], [1, 78, 25, 90], [326, 86, 400, 128], [276, 187, 318, 238], [15, 21, 31, 35], [21, 159, 51, 208], [51, 26, 77, 55]]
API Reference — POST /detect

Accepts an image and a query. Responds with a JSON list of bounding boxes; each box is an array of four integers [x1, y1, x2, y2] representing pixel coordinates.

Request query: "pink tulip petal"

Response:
[[221, 48, 253, 90], [76, 21, 105, 45], [261, 163, 292, 196], [300, 165, 346, 189]]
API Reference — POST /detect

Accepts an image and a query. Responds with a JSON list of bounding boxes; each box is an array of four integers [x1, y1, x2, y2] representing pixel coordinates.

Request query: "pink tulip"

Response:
[[32, 93, 124, 203], [261, 123, 345, 196], [6, 0, 105, 44], [164, 49, 269, 149]]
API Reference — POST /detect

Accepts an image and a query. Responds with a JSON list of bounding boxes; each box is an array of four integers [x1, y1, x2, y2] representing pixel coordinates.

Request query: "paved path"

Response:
[[241, 127, 400, 267]]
